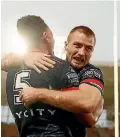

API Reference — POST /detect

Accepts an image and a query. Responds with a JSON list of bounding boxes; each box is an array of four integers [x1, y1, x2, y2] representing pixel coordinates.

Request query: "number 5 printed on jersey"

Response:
[[13, 70, 31, 105]]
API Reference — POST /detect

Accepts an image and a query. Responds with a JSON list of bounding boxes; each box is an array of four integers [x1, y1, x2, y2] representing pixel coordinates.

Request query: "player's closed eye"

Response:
[[85, 46, 93, 52], [74, 42, 83, 48]]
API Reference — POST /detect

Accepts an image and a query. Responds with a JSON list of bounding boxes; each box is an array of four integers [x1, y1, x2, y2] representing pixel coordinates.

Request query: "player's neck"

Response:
[[39, 43, 53, 55], [28, 44, 53, 55]]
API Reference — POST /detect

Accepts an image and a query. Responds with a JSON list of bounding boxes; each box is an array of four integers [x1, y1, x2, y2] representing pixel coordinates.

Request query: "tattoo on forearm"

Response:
[[40, 90, 86, 113]]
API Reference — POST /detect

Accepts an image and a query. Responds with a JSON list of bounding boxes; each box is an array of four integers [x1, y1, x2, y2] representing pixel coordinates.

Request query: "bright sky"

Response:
[[1, 1, 114, 62]]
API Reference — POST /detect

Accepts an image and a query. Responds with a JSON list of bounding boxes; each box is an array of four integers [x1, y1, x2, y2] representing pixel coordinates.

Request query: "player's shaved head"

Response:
[[67, 26, 96, 46]]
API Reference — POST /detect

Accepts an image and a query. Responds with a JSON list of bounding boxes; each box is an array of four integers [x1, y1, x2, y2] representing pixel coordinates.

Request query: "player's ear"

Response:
[[43, 31, 49, 42], [64, 41, 68, 51]]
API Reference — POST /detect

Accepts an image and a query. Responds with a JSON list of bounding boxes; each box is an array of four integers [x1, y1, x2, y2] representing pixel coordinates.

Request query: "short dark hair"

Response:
[[17, 15, 48, 47], [68, 25, 96, 44]]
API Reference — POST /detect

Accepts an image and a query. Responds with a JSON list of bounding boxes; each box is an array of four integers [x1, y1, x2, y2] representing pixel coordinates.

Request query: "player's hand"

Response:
[[19, 87, 39, 107], [23, 52, 56, 73]]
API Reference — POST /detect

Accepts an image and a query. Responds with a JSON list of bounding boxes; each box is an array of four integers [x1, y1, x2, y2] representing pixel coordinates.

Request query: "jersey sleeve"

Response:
[[80, 68, 104, 94]]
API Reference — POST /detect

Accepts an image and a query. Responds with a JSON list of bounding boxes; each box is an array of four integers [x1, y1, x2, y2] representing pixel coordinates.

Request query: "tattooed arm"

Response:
[[20, 83, 101, 114], [1, 53, 24, 71], [1, 52, 55, 72]]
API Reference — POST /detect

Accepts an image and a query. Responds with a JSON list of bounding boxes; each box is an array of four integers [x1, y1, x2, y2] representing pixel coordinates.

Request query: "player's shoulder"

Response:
[[7, 67, 36, 79], [85, 63, 103, 74], [7, 67, 21, 76], [50, 56, 71, 78], [51, 56, 70, 67], [52, 56, 66, 63], [80, 63, 104, 81]]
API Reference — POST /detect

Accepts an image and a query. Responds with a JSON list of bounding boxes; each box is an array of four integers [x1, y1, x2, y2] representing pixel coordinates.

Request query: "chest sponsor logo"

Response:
[[14, 108, 56, 119]]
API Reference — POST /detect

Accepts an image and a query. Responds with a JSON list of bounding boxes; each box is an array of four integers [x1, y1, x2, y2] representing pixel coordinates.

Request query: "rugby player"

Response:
[[2, 15, 104, 137]]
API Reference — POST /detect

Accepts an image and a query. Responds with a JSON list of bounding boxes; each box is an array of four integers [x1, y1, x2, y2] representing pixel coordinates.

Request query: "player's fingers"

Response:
[[41, 56, 56, 65], [32, 65, 41, 73], [38, 59, 54, 69], [42, 53, 51, 57], [35, 62, 49, 71]]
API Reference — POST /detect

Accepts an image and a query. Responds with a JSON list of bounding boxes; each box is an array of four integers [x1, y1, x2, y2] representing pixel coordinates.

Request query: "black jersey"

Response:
[[6, 56, 104, 137], [49, 60, 104, 137]]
